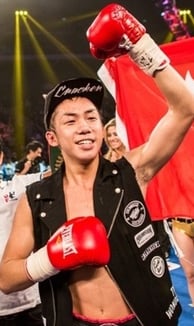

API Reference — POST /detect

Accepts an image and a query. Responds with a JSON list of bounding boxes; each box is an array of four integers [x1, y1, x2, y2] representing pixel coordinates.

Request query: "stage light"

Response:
[[21, 15, 58, 85], [162, 31, 174, 43], [15, 10, 28, 16], [26, 14, 96, 78], [179, 8, 194, 26], [63, 11, 98, 23], [180, 10, 191, 15], [154, 1, 190, 40], [13, 11, 25, 157], [188, 12, 194, 25], [22, 11, 28, 16]]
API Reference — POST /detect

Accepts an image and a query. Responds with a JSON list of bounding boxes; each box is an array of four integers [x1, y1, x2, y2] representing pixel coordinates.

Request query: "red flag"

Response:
[[98, 37, 194, 220]]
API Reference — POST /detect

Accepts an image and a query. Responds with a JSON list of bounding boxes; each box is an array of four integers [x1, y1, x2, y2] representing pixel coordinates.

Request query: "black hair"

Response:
[[25, 140, 43, 154]]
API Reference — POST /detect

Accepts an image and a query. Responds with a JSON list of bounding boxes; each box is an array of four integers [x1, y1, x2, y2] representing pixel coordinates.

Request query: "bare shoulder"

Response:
[[13, 193, 34, 230]]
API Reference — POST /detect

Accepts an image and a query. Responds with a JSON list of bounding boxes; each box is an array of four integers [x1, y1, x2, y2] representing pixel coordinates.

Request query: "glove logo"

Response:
[[138, 54, 153, 70], [111, 5, 122, 20], [61, 224, 78, 258], [124, 200, 146, 227]]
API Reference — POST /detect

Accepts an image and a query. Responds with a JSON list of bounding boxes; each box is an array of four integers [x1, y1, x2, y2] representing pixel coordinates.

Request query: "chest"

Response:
[[64, 185, 94, 220]]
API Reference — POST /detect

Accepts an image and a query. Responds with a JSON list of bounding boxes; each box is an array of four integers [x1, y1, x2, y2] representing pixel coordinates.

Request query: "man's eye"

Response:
[[65, 120, 75, 124]]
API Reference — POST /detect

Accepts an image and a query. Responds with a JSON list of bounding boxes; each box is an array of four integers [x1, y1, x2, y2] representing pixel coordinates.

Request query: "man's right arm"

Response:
[[0, 193, 35, 293], [0, 195, 110, 293]]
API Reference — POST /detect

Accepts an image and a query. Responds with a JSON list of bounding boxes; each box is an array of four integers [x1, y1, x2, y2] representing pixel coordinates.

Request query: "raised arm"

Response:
[[87, 3, 194, 185]]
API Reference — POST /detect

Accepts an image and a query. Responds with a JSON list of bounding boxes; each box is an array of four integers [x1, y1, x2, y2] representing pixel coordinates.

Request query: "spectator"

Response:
[[103, 117, 126, 162], [15, 140, 43, 175], [0, 139, 45, 325]]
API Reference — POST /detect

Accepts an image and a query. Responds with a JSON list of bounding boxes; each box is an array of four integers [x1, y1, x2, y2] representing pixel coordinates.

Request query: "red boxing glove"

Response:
[[87, 3, 170, 75], [86, 3, 146, 59], [26, 216, 110, 282], [47, 216, 110, 269]]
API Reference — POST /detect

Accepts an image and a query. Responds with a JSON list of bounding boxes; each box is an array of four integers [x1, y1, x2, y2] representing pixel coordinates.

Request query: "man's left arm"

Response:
[[87, 3, 194, 181]]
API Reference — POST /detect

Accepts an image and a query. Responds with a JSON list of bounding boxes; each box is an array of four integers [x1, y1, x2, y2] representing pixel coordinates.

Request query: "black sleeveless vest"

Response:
[[26, 156, 181, 326]]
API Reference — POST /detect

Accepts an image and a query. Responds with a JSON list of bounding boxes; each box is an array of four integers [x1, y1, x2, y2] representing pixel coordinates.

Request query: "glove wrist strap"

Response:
[[25, 246, 58, 282], [128, 33, 170, 76]]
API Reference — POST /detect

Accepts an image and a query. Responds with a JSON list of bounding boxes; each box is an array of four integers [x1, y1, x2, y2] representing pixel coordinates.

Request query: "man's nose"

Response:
[[78, 120, 91, 133]]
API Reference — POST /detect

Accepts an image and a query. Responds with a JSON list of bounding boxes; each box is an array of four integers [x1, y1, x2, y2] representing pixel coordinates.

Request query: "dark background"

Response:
[[0, 0, 194, 161]]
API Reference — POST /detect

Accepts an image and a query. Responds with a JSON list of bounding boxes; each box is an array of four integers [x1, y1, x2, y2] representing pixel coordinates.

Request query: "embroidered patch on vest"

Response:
[[134, 224, 154, 248], [150, 256, 165, 278], [141, 240, 161, 261], [124, 200, 146, 227]]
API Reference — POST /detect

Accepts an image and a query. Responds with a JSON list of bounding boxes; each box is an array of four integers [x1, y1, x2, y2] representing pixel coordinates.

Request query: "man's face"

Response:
[[46, 97, 104, 164], [30, 147, 42, 161]]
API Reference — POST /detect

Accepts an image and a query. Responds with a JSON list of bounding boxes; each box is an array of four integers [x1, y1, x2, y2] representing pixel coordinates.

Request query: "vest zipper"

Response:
[[107, 189, 124, 238], [106, 189, 144, 325]]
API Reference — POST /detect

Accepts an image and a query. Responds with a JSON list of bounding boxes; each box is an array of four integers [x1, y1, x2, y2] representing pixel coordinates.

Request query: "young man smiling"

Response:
[[1, 3, 194, 326]]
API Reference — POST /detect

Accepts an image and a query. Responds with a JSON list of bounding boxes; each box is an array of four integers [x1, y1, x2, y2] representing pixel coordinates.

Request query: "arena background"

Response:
[[0, 0, 194, 162]]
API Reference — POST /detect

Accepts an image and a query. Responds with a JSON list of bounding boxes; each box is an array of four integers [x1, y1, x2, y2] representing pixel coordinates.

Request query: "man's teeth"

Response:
[[78, 140, 92, 144]]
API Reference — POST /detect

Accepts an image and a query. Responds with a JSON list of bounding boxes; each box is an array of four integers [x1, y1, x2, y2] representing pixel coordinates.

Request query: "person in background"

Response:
[[104, 117, 171, 257], [103, 117, 126, 162], [1, 3, 194, 326], [0, 158, 16, 181], [171, 217, 194, 306], [15, 140, 43, 175], [0, 139, 46, 326]]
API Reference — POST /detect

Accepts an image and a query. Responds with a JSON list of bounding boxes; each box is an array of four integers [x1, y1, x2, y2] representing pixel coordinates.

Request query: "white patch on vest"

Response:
[[141, 241, 160, 261], [124, 200, 146, 227], [134, 224, 155, 248], [165, 287, 179, 319], [150, 256, 165, 278]]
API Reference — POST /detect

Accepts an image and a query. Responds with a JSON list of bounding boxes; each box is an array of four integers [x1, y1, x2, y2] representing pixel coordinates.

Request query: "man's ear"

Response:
[[45, 130, 59, 147]]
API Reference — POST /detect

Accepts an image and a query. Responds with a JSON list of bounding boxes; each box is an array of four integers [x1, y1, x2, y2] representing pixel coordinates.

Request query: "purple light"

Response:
[[154, 0, 190, 40]]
